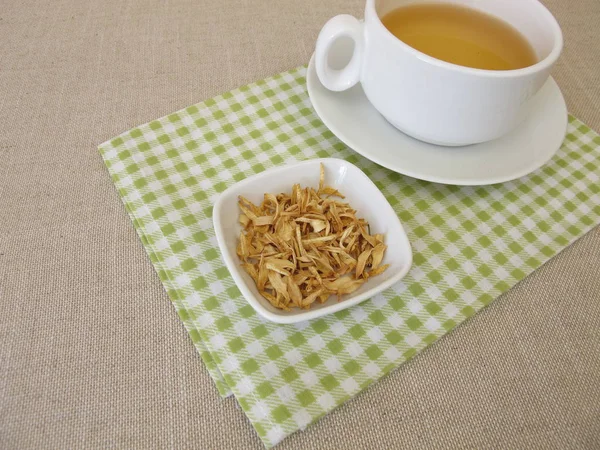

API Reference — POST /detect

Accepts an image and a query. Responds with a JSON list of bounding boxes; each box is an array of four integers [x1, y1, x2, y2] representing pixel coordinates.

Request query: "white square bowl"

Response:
[[212, 158, 412, 324]]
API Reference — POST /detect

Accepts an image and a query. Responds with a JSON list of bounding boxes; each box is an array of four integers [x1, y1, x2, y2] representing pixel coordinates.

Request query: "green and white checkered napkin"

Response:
[[99, 66, 600, 447]]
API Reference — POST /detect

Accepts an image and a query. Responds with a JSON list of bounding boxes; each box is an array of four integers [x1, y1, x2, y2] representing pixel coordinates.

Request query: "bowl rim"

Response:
[[212, 157, 412, 324]]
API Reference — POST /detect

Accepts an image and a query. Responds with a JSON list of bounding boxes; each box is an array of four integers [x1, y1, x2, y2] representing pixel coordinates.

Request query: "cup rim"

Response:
[[367, 0, 563, 78]]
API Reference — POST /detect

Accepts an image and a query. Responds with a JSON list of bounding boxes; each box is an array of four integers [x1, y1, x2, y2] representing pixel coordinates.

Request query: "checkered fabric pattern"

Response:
[[99, 66, 600, 448]]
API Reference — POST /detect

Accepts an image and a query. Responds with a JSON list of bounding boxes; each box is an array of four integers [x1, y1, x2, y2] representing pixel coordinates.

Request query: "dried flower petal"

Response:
[[371, 243, 387, 270], [265, 258, 295, 275], [302, 288, 324, 307], [356, 248, 373, 279], [268, 270, 290, 301], [254, 216, 275, 226], [286, 276, 303, 307]]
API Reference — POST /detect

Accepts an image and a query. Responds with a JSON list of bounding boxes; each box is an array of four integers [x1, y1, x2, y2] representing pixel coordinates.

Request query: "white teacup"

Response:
[[315, 0, 563, 146]]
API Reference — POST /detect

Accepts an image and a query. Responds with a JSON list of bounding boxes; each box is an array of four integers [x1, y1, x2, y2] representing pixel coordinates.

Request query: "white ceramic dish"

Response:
[[307, 44, 568, 185], [213, 158, 412, 324]]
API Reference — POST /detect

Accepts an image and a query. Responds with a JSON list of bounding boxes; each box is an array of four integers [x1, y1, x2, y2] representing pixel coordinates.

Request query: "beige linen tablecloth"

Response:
[[1, 0, 599, 448]]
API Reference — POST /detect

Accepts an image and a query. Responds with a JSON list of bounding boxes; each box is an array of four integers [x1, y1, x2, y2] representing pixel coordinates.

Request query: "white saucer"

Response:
[[307, 54, 568, 186]]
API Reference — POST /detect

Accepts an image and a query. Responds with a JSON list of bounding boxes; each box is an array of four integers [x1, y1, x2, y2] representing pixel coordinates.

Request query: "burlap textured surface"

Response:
[[1, 0, 599, 448]]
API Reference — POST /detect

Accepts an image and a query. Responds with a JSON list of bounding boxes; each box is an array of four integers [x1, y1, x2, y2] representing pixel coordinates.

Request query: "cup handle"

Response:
[[315, 15, 364, 92]]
